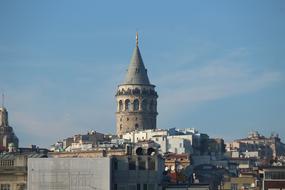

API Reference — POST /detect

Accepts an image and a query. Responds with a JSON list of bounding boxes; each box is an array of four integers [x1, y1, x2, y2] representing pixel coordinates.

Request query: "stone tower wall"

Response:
[[115, 84, 158, 136]]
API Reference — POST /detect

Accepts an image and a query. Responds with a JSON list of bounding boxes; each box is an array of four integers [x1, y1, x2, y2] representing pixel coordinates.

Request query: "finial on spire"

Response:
[[136, 32, 139, 47]]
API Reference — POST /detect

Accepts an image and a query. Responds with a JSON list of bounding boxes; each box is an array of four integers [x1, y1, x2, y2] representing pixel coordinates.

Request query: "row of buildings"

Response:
[[2, 105, 283, 190]]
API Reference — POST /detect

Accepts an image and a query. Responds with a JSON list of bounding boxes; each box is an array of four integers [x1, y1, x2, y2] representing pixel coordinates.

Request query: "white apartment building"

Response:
[[123, 129, 168, 143], [123, 129, 195, 154]]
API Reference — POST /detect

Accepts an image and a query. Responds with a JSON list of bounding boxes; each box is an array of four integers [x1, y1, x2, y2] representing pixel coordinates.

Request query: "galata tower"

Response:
[[115, 33, 158, 137]]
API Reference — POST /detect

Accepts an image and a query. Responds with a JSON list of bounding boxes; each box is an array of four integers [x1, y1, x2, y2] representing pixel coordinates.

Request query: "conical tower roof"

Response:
[[123, 33, 150, 85]]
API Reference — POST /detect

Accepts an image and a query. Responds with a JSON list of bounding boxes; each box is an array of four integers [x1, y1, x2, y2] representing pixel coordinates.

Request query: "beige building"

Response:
[[226, 131, 285, 159], [221, 173, 258, 190], [115, 33, 158, 136], [0, 152, 46, 190], [0, 107, 18, 151]]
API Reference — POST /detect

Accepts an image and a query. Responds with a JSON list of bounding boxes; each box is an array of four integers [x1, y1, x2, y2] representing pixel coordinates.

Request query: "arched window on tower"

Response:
[[133, 88, 140, 95], [118, 100, 123, 111], [125, 99, 131, 111], [133, 99, 139, 111], [135, 123, 139, 130], [141, 99, 147, 111], [149, 100, 154, 112]]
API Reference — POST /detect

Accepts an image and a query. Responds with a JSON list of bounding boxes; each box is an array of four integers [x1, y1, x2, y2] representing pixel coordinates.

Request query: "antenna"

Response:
[[136, 32, 139, 47], [1, 93, 4, 108]]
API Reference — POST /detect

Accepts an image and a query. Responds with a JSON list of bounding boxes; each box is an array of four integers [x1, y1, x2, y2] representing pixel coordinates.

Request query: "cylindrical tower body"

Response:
[[116, 84, 158, 136]]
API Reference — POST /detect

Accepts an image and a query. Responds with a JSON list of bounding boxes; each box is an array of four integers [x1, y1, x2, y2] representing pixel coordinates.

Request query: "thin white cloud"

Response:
[[157, 48, 282, 109]]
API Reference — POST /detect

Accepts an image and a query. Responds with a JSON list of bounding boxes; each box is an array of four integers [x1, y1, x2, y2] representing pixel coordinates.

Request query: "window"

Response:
[[128, 159, 136, 170], [231, 183, 238, 190], [141, 99, 147, 111], [149, 100, 154, 111], [0, 184, 10, 190], [265, 171, 285, 179], [137, 184, 141, 190], [143, 184, 147, 190], [16, 184, 25, 190], [125, 99, 131, 111], [148, 184, 155, 190], [148, 158, 155, 170], [118, 100, 123, 111], [133, 88, 140, 95], [128, 184, 136, 190], [133, 99, 139, 111], [0, 160, 14, 167], [243, 184, 250, 189], [135, 124, 139, 130], [138, 158, 146, 170], [113, 159, 118, 170]]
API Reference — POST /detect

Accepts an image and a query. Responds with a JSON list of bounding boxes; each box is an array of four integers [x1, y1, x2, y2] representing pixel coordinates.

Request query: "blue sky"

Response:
[[0, 1, 284, 148]]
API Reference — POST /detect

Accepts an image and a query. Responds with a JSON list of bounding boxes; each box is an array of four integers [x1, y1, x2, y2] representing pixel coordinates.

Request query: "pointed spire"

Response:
[[123, 33, 150, 85]]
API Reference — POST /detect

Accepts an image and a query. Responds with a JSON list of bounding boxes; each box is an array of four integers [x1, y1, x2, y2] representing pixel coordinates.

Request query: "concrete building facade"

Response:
[[115, 33, 158, 136], [28, 155, 164, 190], [28, 158, 111, 190]]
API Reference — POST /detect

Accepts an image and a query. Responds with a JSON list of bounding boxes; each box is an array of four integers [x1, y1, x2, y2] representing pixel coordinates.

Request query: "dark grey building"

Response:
[[28, 155, 164, 190]]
